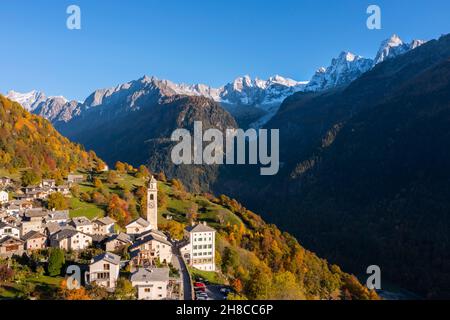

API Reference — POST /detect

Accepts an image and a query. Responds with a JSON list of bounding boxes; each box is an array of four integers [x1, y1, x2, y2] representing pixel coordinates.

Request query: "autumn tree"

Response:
[[107, 194, 131, 227], [47, 192, 69, 210], [186, 203, 199, 225], [115, 161, 126, 173], [107, 170, 118, 184], [21, 169, 41, 186], [157, 171, 167, 182], [136, 165, 150, 179]]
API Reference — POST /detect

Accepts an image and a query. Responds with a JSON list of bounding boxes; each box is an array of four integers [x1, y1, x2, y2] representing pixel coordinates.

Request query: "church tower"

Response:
[[147, 175, 158, 230]]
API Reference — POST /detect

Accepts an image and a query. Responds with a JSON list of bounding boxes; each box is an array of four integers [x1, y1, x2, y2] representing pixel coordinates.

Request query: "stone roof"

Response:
[[108, 232, 132, 244], [131, 232, 171, 249], [185, 223, 216, 233], [131, 267, 169, 283], [47, 210, 70, 220], [21, 230, 46, 241], [71, 216, 92, 227], [24, 209, 48, 218], [0, 221, 18, 229], [51, 228, 88, 241], [91, 252, 121, 265], [127, 218, 150, 228], [0, 236, 24, 245], [94, 216, 116, 226]]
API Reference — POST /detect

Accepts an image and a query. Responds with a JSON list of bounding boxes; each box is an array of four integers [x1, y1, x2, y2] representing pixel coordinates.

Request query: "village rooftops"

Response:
[[0, 221, 15, 229], [185, 222, 216, 233], [0, 236, 24, 245], [131, 267, 170, 283], [71, 216, 92, 227], [92, 252, 121, 265]]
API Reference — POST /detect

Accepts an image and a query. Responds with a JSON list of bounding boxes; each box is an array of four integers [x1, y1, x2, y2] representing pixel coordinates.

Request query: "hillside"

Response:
[[63, 168, 378, 300], [0, 95, 103, 178], [216, 34, 450, 298]]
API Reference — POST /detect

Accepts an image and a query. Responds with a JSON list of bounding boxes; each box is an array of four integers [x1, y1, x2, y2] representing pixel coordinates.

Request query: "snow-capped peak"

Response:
[[6, 90, 47, 111], [374, 34, 425, 65]]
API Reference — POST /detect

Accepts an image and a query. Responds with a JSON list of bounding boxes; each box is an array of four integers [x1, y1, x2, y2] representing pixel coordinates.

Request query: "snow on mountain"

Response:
[[373, 34, 425, 65], [306, 35, 425, 92], [6, 90, 75, 122], [305, 52, 373, 92], [5, 34, 426, 127]]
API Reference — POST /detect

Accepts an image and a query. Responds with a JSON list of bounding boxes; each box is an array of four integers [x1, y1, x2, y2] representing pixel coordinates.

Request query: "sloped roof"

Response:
[[71, 216, 92, 226], [185, 223, 215, 233], [131, 267, 169, 283], [91, 252, 121, 265], [127, 218, 150, 228], [94, 216, 116, 226], [21, 230, 46, 241], [107, 232, 132, 244]]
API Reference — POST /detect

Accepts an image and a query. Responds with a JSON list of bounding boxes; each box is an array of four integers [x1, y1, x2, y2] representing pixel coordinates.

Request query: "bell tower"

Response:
[[147, 175, 158, 230]]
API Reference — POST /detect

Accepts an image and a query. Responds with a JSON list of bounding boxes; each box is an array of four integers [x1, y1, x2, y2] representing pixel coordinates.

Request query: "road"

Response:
[[172, 247, 193, 300]]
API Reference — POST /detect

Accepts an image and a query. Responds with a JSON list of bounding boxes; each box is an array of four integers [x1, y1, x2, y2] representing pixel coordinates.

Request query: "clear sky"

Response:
[[1, 0, 449, 101]]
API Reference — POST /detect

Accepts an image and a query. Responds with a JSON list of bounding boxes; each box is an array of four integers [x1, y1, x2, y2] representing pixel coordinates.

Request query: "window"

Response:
[[144, 288, 151, 293], [104, 264, 110, 271], [150, 194, 154, 200]]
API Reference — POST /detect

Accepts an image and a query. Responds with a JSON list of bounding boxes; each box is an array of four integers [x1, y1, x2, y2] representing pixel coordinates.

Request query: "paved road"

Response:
[[172, 248, 193, 300], [206, 285, 227, 300]]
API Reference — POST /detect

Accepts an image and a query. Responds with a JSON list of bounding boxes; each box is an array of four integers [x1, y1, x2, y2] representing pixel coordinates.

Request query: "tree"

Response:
[[21, 169, 41, 186], [113, 278, 136, 300], [115, 161, 126, 173], [107, 194, 131, 227], [157, 172, 167, 182], [70, 184, 80, 198], [47, 248, 65, 276], [136, 165, 150, 179], [107, 170, 118, 184], [59, 280, 91, 300], [186, 204, 199, 225], [47, 192, 69, 210], [93, 177, 103, 189], [0, 263, 14, 282]]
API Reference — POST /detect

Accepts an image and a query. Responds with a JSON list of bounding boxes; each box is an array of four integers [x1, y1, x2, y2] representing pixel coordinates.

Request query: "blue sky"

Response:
[[1, 0, 449, 101]]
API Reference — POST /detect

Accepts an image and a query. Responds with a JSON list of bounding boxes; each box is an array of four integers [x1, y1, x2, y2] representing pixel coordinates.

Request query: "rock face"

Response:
[[305, 52, 374, 92]]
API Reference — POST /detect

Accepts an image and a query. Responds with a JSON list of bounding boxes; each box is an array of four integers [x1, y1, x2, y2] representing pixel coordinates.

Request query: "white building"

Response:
[[0, 191, 9, 204], [130, 268, 169, 300], [92, 216, 116, 235], [0, 222, 21, 240], [87, 253, 121, 290], [126, 218, 151, 235], [181, 222, 216, 271], [130, 230, 173, 266], [50, 228, 92, 251], [70, 216, 94, 234]]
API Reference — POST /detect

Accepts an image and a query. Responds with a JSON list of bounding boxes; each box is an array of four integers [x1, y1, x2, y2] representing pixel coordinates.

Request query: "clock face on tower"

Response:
[[148, 202, 155, 208]]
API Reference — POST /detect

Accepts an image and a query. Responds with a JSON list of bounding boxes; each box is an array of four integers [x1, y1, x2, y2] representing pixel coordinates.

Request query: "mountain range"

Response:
[[6, 35, 423, 130]]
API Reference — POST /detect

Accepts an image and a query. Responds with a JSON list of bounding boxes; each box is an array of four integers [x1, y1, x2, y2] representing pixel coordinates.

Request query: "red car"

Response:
[[194, 282, 206, 291]]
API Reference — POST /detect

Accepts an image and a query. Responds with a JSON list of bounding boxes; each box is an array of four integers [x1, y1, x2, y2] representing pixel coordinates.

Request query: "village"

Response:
[[0, 173, 223, 300]]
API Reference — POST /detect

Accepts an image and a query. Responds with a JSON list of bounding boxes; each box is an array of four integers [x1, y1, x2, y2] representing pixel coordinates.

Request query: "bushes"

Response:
[[48, 249, 65, 277]]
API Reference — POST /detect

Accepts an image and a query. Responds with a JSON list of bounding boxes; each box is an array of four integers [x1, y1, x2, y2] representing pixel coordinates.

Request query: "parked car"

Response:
[[196, 291, 209, 300], [194, 282, 206, 288], [194, 286, 206, 293]]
